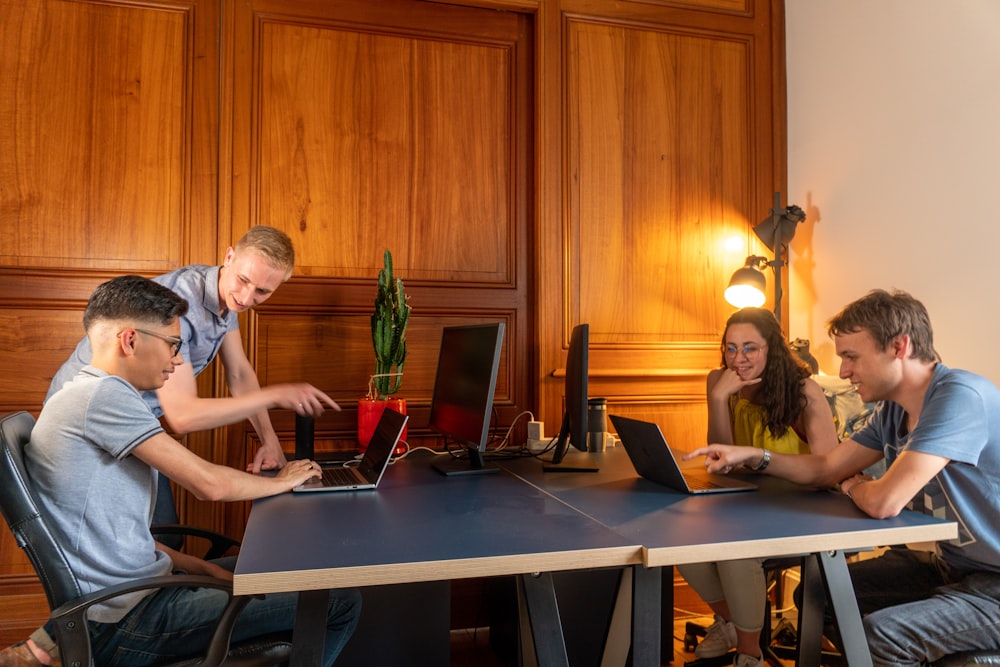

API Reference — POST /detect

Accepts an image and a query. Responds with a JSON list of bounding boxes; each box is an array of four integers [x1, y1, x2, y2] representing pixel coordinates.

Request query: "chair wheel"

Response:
[[684, 621, 707, 652]]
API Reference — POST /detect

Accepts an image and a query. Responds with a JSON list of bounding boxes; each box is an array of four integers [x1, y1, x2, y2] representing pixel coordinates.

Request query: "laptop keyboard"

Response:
[[321, 466, 360, 486], [684, 474, 726, 490]]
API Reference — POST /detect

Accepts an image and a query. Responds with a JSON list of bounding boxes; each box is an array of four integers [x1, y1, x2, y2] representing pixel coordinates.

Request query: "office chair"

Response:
[[0, 410, 291, 667]]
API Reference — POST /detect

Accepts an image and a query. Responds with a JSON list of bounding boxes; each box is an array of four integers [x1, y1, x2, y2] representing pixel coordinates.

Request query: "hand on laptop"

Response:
[[683, 444, 757, 474], [276, 458, 323, 488]]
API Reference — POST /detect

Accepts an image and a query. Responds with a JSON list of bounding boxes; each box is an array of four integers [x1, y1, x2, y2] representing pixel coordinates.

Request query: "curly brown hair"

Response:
[[720, 308, 811, 439]]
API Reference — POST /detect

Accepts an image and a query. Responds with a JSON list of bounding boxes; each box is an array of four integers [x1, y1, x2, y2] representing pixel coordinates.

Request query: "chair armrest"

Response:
[[151, 523, 241, 560], [49, 574, 248, 667]]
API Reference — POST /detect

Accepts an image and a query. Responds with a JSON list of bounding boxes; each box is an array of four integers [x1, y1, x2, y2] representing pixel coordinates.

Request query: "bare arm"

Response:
[[684, 437, 882, 490], [798, 377, 839, 455], [216, 332, 284, 472], [706, 368, 760, 444], [154, 541, 233, 581], [133, 433, 321, 502], [841, 449, 948, 518], [155, 331, 339, 471]]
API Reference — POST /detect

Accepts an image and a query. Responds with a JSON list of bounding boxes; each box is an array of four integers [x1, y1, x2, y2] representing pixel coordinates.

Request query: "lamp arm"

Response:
[[770, 191, 783, 325]]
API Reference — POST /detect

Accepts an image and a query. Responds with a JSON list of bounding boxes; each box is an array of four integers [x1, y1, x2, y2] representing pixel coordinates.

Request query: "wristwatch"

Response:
[[748, 448, 771, 472]]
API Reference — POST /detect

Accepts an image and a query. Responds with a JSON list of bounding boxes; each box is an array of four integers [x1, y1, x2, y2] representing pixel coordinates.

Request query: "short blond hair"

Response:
[[234, 226, 295, 274]]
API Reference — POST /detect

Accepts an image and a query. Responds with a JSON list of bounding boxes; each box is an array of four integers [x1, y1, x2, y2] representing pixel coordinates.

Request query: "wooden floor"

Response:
[[449, 603, 813, 667], [449, 611, 728, 667]]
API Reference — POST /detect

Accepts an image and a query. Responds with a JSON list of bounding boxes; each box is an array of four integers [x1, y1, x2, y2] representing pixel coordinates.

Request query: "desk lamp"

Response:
[[725, 192, 805, 325]]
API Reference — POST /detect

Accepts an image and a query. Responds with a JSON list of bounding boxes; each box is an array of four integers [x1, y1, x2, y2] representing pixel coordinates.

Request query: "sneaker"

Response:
[[694, 615, 738, 658], [734, 653, 762, 667]]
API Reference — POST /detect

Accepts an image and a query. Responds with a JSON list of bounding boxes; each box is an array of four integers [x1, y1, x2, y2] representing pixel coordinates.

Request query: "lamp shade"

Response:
[[725, 266, 766, 308]]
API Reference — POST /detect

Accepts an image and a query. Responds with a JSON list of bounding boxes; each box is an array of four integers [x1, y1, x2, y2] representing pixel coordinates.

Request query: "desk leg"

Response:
[[599, 565, 662, 667], [291, 588, 328, 667], [817, 550, 872, 667], [631, 565, 661, 667], [797, 555, 825, 667], [518, 573, 570, 667]]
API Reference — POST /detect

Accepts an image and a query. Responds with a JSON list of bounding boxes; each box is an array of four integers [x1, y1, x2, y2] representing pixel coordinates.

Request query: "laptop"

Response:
[[609, 414, 757, 494], [293, 408, 408, 493]]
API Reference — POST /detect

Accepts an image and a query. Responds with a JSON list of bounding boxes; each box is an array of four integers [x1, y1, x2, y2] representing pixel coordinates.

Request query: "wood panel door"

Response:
[[221, 0, 535, 532], [537, 0, 786, 451]]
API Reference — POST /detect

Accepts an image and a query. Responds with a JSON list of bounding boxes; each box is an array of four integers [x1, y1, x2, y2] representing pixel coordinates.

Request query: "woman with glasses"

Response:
[[679, 307, 839, 667]]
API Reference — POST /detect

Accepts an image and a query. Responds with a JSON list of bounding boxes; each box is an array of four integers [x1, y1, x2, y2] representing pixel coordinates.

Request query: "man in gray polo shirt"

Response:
[[4, 227, 339, 666], [23, 275, 358, 666]]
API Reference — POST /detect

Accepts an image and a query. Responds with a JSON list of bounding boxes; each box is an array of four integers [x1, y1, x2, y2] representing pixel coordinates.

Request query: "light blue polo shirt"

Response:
[[45, 265, 240, 416]]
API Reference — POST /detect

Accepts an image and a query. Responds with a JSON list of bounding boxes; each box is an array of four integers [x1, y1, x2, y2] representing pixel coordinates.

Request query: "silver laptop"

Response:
[[609, 415, 756, 494], [294, 409, 408, 493]]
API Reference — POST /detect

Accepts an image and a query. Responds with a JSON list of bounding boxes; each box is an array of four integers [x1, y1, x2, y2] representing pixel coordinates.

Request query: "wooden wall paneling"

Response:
[[227, 0, 534, 493], [537, 0, 781, 438], [0, 0, 221, 603], [566, 18, 752, 344], [247, 308, 518, 447], [0, 0, 219, 271]]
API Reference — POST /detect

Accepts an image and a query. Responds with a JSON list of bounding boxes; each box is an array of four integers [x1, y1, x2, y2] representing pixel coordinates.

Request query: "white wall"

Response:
[[785, 0, 1000, 382]]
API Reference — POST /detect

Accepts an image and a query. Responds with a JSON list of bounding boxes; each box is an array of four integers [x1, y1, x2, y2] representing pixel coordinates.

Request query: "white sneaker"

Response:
[[734, 653, 762, 667], [694, 615, 737, 658]]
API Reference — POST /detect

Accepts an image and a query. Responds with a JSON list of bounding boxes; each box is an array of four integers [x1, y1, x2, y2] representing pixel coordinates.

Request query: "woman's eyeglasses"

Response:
[[723, 343, 766, 360]]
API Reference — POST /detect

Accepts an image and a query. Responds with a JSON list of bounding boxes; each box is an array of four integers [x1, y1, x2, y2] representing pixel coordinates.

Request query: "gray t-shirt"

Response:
[[27, 367, 171, 622], [45, 265, 239, 416]]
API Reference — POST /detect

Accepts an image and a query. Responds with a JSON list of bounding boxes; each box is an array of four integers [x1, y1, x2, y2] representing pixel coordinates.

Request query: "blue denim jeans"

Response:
[[849, 548, 1000, 667], [86, 557, 361, 666]]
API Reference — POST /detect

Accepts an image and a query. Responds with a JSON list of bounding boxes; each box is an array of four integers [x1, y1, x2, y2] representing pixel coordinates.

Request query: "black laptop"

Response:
[[609, 414, 756, 494]]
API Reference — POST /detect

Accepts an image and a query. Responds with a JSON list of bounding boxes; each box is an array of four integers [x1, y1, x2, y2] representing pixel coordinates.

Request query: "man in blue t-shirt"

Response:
[[22, 276, 359, 665], [687, 289, 1000, 667]]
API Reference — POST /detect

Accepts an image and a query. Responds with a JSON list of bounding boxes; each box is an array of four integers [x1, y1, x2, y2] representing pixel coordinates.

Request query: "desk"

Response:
[[234, 448, 956, 667], [233, 452, 642, 666], [500, 448, 959, 667]]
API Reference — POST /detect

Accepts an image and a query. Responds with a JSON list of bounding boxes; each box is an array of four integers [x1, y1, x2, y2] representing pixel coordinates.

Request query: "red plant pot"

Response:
[[357, 397, 407, 455]]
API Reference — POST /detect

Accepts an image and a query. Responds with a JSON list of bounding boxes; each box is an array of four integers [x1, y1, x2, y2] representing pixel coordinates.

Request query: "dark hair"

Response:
[[721, 308, 811, 439], [83, 275, 189, 330], [827, 289, 939, 363]]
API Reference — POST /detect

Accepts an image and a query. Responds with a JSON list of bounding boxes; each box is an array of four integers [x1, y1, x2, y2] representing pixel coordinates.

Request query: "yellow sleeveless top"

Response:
[[729, 395, 809, 455]]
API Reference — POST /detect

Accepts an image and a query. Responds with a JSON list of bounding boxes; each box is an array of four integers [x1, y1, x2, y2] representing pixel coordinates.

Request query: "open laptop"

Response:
[[293, 408, 408, 493], [609, 414, 756, 494]]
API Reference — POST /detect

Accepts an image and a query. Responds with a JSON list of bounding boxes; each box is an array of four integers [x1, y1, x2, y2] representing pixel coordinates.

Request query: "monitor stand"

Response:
[[432, 447, 500, 476], [542, 450, 600, 473], [541, 417, 600, 472]]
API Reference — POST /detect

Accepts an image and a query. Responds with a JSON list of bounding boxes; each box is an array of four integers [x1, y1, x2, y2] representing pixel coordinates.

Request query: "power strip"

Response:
[[527, 438, 550, 453]]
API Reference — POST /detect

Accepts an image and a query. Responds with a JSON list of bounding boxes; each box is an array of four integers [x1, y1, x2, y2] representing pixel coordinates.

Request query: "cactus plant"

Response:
[[370, 249, 410, 399]]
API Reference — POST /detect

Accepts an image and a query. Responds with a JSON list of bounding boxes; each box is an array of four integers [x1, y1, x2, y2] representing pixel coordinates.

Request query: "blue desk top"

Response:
[[233, 452, 641, 595], [501, 448, 957, 567]]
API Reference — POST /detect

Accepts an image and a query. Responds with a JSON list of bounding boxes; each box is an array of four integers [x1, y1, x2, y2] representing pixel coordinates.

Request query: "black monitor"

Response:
[[543, 323, 599, 472], [429, 322, 505, 476]]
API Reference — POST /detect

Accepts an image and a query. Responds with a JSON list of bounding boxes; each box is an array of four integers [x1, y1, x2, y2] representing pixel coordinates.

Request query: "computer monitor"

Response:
[[429, 322, 505, 476], [543, 323, 599, 472]]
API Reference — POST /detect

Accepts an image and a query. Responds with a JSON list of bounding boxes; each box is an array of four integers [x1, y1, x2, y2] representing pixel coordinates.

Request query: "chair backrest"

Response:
[[0, 411, 84, 610]]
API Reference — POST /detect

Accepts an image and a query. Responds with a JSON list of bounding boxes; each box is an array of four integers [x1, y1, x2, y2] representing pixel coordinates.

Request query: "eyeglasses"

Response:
[[723, 343, 767, 360], [134, 328, 183, 357]]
